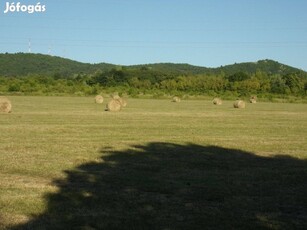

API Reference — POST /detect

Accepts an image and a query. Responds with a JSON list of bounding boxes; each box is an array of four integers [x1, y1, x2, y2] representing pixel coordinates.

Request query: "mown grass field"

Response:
[[0, 96, 307, 229]]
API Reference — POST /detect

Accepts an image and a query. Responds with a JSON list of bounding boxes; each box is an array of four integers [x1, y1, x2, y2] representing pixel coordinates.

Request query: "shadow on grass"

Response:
[[11, 142, 307, 230]]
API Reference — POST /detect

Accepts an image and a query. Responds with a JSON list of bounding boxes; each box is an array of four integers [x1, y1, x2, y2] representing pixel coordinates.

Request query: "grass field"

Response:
[[0, 96, 307, 229]]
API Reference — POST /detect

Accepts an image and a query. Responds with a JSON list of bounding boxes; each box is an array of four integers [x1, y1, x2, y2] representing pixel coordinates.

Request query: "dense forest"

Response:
[[0, 53, 306, 101]]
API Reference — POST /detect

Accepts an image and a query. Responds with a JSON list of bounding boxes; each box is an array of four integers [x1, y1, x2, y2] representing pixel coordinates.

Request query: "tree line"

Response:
[[0, 66, 307, 101]]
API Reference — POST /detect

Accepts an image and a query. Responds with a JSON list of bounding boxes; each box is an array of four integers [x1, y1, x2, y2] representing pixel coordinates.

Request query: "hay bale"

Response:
[[105, 99, 122, 112], [95, 95, 104, 104], [0, 97, 12, 113], [111, 93, 121, 100], [250, 95, 257, 103], [212, 98, 222, 105], [233, 100, 245, 109], [117, 97, 127, 107], [172, 96, 181, 102]]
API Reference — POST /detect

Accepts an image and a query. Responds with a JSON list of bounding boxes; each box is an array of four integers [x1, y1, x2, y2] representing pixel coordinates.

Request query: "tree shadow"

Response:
[[11, 142, 307, 230]]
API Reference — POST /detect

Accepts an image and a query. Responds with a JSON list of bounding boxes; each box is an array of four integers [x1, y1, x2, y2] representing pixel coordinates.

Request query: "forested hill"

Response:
[[133, 60, 307, 77], [218, 60, 306, 76], [0, 53, 115, 77], [0, 52, 306, 77]]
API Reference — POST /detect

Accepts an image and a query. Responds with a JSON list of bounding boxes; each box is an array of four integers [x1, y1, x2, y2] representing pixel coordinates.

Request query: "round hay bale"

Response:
[[95, 95, 104, 104], [172, 96, 181, 102], [233, 100, 245, 109], [117, 97, 127, 107], [212, 98, 222, 105], [105, 99, 122, 112], [111, 93, 121, 100], [0, 97, 12, 113], [250, 95, 257, 103]]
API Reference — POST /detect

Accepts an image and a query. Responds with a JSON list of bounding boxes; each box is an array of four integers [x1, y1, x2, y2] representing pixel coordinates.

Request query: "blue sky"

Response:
[[1, 0, 307, 70]]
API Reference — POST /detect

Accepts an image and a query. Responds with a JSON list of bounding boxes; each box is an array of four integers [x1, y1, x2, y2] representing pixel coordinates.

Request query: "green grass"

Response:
[[0, 96, 307, 229]]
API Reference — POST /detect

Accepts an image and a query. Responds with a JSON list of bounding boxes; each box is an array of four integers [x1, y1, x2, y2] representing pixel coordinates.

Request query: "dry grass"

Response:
[[1, 97, 307, 229]]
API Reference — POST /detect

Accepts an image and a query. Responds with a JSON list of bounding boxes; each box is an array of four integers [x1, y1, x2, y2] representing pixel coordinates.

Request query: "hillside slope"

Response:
[[0, 53, 306, 77], [218, 59, 306, 76], [0, 53, 114, 77]]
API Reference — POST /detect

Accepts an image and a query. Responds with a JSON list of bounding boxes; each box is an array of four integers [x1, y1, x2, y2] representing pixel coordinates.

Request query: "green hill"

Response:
[[129, 63, 210, 75], [218, 59, 306, 76], [122, 60, 307, 77], [0, 53, 306, 78], [0, 53, 114, 77]]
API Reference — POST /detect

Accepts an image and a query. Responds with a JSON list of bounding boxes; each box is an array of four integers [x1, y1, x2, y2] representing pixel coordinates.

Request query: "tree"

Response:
[[228, 72, 250, 82], [270, 76, 288, 94], [282, 73, 304, 95], [8, 79, 22, 92]]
